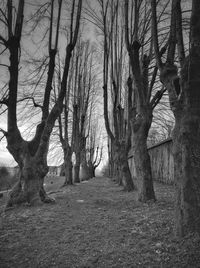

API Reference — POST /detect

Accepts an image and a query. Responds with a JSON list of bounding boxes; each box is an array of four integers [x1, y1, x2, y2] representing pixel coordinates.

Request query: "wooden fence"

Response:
[[128, 138, 174, 184]]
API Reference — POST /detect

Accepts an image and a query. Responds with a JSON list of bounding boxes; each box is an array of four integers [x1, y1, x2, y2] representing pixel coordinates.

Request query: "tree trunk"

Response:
[[81, 162, 90, 181], [63, 146, 73, 185], [80, 149, 90, 181], [131, 115, 156, 202], [121, 159, 135, 192], [114, 142, 135, 191], [74, 152, 81, 183], [172, 107, 200, 236], [87, 161, 95, 179], [91, 167, 95, 178], [158, 40, 200, 236], [172, 2, 200, 235], [6, 155, 54, 207]]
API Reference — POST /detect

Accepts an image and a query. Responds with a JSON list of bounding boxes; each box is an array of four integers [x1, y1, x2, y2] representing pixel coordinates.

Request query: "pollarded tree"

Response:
[[151, 0, 200, 236], [58, 96, 73, 185], [124, 0, 171, 201], [0, 0, 82, 206], [70, 40, 95, 183], [86, 119, 103, 179], [56, 47, 77, 186], [98, 0, 135, 191]]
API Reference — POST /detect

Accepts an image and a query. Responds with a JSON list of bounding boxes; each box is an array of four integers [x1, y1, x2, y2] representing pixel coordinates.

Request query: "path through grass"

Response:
[[0, 177, 200, 267]]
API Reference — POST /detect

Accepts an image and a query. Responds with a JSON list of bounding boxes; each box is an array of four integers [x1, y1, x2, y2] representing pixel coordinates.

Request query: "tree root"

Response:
[[6, 181, 26, 208], [39, 186, 56, 204], [5, 181, 56, 208]]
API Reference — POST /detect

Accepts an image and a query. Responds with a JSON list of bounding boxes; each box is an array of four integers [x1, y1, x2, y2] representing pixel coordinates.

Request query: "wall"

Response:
[[128, 138, 174, 184]]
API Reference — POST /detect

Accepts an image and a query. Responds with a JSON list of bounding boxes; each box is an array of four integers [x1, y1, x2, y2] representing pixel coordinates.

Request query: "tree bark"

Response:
[[158, 4, 200, 235], [114, 141, 135, 191], [131, 112, 156, 202], [63, 145, 73, 185], [87, 160, 97, 179], [121, 159, 135, 192], [74, 152, 81, 183], [3, 0, 82, 208], [172, 108, 200, 236], [6, 142, 54, 207]]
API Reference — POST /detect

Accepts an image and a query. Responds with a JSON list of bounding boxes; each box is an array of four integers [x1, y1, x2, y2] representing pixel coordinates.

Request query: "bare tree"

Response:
[[124, 0, 171, 201], [69, 40, 94, 182], [0, 0, 82, 207], [151, 0, 200, 236], [86, 119, 103, 179], [99, 0, 136, 191]]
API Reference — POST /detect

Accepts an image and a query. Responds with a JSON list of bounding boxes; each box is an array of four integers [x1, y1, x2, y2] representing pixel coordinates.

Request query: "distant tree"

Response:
[[99, 0, 135, 191], [57, 40, 97, 184], [86, 121, 103, 178], [71, 41, 95, 183]]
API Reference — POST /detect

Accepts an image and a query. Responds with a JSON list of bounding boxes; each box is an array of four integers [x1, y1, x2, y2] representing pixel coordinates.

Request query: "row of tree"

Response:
[[87, 0, 200, 237], [0, 0, 200, 237]]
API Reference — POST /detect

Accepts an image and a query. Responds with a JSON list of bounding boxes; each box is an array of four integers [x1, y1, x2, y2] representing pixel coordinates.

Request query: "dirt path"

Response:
[[0, 177, 200, 268]]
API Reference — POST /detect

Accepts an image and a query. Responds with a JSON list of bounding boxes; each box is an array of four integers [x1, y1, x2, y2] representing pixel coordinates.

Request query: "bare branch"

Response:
[[14, 0, 25, 39], [0, 128, 8, 137], [124, 0, 130, 48], [49, 0, 54, 52], [166, 0, 176, 64], [0, 97, 9, 106], [0, 7, 9, 25], [17, 97, 43, 109], [7, 0, 13, 37], [55, 0, 62, 50], [150, 85, 167, 109], [0, 62, 9, 68], [176, 0, 185, 68], [0, 35, 7, 46], [72, 0, 82, 48], [151, 0, 163, 69]]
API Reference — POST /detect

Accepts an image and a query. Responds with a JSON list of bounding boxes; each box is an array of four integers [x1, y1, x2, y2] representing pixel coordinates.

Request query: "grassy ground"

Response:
[[0, 176, 200, 268]]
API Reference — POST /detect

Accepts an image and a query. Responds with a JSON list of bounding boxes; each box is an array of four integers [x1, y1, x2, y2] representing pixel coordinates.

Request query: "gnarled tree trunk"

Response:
[[6, 137, 53, 207], [172, 108, 200, 236], [131, 111, 156, 201], [2, 0, 82, 208], [121, 159, 134, 192], [114, 141, 135, 191], [151, 0, 200, 236]]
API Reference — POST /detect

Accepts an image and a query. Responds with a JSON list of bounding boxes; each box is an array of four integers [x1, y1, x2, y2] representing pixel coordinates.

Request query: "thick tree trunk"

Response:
[[64, 161, 73, 185], [173, 109, 200, 236], [63, 146, 73, 186], [172, 1, 200, 235], [74, 152, 81, 183], [80, 149, 90, 181], [114, 142, 135, 191], [159, 45, 200, 236], [6, 156, 54, 207], [91, 167, 95, 178], [132, 116, 156, 202], [114, 166, 122, 185], [121, 159, 135, 191]]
